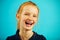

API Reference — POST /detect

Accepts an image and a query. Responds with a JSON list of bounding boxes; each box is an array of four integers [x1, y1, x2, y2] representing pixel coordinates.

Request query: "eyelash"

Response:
[[24, 13, 37, 17], [33, 15, 37, 17], [24, 14, 29, 16]]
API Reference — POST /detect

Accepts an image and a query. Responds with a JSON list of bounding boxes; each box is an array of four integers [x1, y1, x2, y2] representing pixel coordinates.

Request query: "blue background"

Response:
[[0, 0, 60, 40]]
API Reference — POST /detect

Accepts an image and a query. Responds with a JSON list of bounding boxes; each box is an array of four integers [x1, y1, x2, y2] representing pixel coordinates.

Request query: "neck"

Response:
[[19, 29, 33, 40]]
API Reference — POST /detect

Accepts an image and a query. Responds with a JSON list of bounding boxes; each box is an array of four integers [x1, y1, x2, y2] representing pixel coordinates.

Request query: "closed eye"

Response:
[[33, 15, 37, 17], [24, 12, 30, 16], [24, 13, 30, 16]]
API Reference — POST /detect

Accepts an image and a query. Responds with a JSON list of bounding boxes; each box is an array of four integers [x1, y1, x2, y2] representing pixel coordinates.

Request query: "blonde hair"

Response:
[[17, 1, 39, 29]]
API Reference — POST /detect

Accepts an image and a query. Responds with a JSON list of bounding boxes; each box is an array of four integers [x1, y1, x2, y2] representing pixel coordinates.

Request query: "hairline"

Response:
[[17, 1, 39, 14]]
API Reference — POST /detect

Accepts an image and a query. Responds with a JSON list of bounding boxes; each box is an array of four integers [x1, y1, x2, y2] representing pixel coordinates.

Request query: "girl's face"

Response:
[[18, 5, 38, 30]]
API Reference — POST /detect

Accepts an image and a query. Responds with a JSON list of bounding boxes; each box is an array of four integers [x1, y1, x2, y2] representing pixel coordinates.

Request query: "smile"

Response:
[[25, 20, 34, 27]]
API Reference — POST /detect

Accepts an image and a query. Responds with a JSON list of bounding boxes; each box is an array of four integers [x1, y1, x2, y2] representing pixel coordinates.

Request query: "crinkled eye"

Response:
[[33, 15, 37, 17], [24, 13, 29, 15]]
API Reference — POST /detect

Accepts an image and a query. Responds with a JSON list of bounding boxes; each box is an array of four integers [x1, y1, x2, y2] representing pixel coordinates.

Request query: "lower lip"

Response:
[[26, 24, 32, 27]]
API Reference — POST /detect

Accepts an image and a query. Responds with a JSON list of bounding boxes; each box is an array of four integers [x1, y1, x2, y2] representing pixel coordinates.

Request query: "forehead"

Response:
[[22, 5, 38, 14]]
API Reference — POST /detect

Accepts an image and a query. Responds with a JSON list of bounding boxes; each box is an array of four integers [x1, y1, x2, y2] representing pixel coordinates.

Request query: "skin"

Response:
[[16, 5, 39, 40]]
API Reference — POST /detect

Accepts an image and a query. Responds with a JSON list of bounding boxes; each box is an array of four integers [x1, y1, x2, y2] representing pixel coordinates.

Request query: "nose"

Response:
[[28, 15, 33, 21], [27, 15, 34, 23], [27, 17, 33, 23]]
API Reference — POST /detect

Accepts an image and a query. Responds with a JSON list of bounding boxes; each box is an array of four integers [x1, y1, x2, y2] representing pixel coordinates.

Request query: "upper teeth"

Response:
[[25, 21, 33, 25]]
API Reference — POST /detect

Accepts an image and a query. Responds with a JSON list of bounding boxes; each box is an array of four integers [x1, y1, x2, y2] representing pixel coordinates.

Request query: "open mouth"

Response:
[[25, 20, 34, 27]]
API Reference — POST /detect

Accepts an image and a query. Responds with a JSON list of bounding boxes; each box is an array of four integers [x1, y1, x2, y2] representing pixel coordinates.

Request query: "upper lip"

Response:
[[25, 19, 34, 25]]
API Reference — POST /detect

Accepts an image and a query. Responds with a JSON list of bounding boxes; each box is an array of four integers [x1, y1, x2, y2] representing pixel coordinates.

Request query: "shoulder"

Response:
[[34, 32, 46, 40], [6, 30, 20, 40], [6, 35, 16, 40], [37, 34, 46, 40]]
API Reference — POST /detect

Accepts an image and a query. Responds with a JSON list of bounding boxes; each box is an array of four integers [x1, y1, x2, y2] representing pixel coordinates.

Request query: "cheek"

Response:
[[33, 18, 38, 22], [21, 15, 27, 22]]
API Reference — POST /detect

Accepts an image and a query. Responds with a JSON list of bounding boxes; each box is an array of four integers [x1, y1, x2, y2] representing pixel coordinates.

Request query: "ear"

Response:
[[16, 13, 20, 20]]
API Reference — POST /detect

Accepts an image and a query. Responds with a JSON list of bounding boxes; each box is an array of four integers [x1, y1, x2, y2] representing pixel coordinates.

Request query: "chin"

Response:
[[24, 26, 33, 31]]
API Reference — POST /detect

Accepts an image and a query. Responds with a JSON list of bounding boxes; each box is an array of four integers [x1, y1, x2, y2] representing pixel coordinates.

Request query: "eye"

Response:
[[24, 13, 29, 15], [33, 15, 37, 17], [24, 12, 30, 16]]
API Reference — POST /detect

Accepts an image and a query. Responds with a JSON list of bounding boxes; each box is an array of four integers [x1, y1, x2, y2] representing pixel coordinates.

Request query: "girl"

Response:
[[6, 1, 46, 40]]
